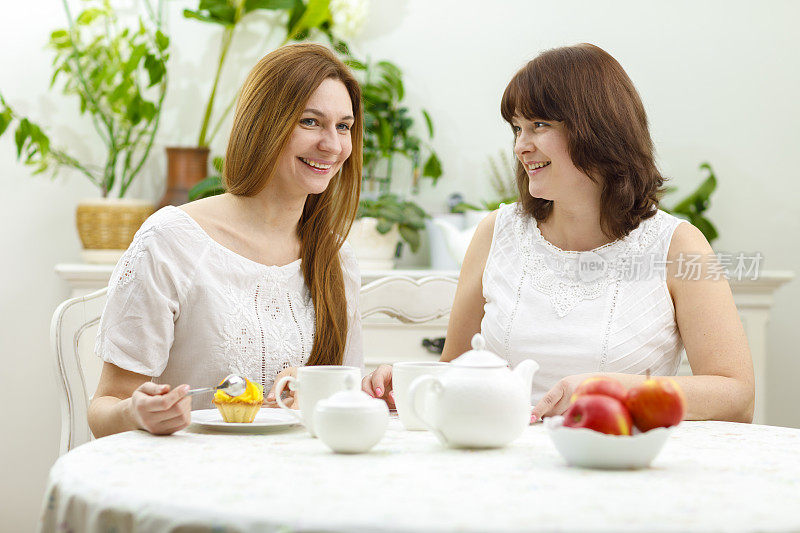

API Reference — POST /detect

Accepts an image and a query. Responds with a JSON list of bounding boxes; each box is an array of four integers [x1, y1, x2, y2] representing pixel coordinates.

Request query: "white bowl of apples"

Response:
[[545, 373, 685, 470]]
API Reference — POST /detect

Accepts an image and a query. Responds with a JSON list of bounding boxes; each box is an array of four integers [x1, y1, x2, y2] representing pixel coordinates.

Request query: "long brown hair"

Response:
[[224, 43, 362, 366], [500, 43, 663, 239]]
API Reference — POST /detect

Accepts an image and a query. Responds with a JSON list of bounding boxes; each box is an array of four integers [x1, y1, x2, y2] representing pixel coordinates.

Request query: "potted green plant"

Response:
[[350, 193, 427, 269], [0, 0, 169, 263], [343, 56, 442, 267], [165, 0, 346, 208], [662, 162, 718, 244]]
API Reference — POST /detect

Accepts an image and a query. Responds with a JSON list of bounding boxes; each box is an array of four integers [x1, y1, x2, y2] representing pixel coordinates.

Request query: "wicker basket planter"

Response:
[[76, 198, 154, 264]]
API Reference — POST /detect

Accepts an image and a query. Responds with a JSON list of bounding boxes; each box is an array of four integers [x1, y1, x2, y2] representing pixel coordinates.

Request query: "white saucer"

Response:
[[190, 408, 301, 433]]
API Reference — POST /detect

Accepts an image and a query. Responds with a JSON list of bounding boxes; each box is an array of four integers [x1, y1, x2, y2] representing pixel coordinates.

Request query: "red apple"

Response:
[[562, 394, 633, 436], [570, 376, 627, 404], [625, 375, 686, 432]]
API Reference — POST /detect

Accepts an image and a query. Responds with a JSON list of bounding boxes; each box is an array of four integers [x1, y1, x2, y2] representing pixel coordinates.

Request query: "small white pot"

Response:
[[347, 217, 400, 270]]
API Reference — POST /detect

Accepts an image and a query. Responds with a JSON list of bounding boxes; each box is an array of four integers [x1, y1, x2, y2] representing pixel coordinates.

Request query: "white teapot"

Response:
[[407, 333, 538, 448], [432, 210, 489, 266]]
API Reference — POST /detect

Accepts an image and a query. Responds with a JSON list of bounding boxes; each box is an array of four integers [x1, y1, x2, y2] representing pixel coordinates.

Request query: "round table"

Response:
[[40, 418, 800, 532]]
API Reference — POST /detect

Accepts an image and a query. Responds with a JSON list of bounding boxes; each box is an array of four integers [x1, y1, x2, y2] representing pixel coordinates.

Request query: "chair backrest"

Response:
[[360, 274, 458, 323], [50, 287, 108, 455]]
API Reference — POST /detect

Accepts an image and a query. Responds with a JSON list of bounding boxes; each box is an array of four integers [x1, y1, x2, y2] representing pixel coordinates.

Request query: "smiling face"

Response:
[[511, 115, 597, 202], [273, 78, 355, 198]]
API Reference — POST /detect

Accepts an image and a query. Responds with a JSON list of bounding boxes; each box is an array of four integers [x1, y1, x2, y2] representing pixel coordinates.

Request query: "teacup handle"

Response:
[[274, 375, 303, 424], [407, 375, 448, 445]]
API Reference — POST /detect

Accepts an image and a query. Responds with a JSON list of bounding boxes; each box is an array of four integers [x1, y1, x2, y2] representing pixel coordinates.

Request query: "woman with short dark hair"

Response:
[[364, 43, 754, 424]]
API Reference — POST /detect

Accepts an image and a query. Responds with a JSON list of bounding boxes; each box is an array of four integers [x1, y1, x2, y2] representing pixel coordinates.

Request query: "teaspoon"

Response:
[[186, 374, 247, 397]]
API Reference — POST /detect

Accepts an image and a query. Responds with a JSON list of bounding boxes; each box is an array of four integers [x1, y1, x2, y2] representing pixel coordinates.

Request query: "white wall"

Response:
[[1, 0, 798, 530]]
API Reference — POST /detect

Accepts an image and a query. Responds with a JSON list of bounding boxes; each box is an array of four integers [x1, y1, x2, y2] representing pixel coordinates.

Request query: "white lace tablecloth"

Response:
[[40, 420, 800, 533]]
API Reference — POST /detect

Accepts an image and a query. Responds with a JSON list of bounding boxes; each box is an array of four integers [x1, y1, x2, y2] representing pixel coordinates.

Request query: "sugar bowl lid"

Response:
[[451, 333, 507, 368], [315, 375, 388, 413]]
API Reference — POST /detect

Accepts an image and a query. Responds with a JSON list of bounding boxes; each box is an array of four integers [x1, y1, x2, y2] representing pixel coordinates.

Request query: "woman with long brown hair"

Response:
[[364, 43, 754, 424], [88, 43, 363, 437]]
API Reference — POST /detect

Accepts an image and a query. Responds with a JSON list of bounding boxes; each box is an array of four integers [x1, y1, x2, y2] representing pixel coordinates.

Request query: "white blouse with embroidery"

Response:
[[481, 203, 686, 403], [94, 206, 363, 405]]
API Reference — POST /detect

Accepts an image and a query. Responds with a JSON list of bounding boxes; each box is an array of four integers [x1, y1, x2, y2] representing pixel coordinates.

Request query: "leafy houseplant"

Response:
[[351, 58, 441, 195], [662, 162, 718, 244], [0, 0, 169, 261], [0, 0, 168, 198], [357, 194, 427, 253], [345, 56, 442, 254]]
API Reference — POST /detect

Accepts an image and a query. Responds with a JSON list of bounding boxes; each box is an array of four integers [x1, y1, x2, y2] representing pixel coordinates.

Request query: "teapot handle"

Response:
[[408, 375, 447, 445]]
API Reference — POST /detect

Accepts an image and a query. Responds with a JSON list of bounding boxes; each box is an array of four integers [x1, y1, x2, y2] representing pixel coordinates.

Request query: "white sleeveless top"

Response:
[[481, 203, 685, 403], [94, 206, 363, 405]]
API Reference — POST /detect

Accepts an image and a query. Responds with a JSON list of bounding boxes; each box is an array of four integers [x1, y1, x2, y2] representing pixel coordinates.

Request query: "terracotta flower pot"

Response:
[[157, 146, 210, 209]]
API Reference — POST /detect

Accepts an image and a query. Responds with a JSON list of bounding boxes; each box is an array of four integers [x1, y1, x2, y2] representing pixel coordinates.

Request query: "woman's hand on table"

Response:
[[266, 367, 298, 409], [128, 382, 192, 435], [531, 374, 593, 422], [362, 364, 395, 409]]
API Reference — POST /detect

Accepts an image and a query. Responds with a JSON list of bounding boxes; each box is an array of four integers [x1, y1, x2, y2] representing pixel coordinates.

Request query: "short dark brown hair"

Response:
[[500, 43, 663, 239]]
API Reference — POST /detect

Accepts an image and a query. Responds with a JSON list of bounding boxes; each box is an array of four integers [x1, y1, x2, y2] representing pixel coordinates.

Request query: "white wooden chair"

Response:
[[360, 274, 458, 323], [51, 287, 108, 455], [51, 274, 459, 455], [359, 275, 459, 370]]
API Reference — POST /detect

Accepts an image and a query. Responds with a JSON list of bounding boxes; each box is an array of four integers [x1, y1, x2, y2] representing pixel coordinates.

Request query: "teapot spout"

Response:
[[513, 359, 539, 396], [432, 217, 459, 239]]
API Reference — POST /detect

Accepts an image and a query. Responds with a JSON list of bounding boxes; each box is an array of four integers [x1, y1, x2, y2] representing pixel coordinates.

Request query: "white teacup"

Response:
[[392, 361, 449, 430], [274, 365, 361, 437]]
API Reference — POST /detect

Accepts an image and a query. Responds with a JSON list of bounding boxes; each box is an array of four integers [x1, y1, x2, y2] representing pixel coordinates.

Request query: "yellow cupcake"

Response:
[[213, 378, 263, 423]]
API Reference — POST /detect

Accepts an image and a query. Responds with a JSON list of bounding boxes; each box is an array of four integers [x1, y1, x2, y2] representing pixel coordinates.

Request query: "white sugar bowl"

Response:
[[313, 388, 389, 453]]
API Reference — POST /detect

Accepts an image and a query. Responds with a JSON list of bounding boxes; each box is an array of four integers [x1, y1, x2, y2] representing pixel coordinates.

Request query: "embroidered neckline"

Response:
[[529, 217, 621, 256], [167, 206, 303, 273], [512, 205, 664, 317]]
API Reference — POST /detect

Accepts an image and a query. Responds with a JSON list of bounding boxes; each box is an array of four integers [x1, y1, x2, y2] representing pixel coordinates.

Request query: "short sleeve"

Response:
[[339, 241, 364, 372], [94, 212, 192, 377]]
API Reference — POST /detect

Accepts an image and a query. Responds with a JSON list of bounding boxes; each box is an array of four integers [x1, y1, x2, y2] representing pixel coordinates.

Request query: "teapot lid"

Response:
[[452, 334, 507, 368]]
